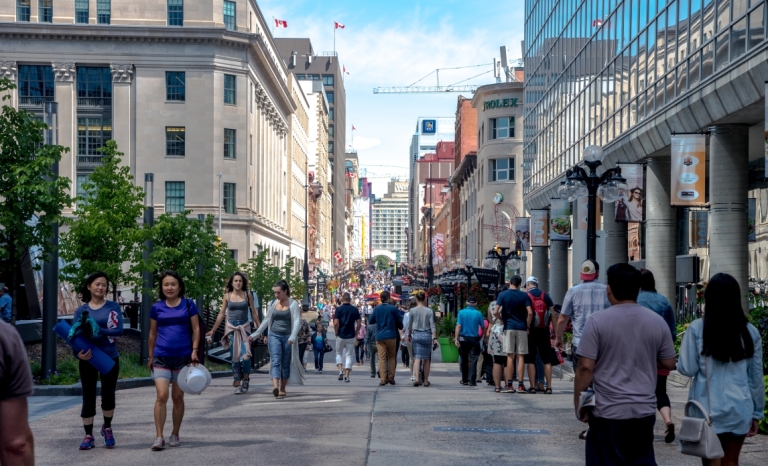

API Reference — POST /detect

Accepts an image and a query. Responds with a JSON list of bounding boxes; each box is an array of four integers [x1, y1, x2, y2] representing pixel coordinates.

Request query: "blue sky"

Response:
[[259, 0, 525, 195]]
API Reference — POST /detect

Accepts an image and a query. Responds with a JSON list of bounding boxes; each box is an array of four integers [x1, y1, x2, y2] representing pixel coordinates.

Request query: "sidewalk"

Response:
[[28, 337, 768, 465]]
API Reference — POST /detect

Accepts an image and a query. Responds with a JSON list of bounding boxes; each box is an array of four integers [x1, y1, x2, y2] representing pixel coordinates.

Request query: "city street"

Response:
[[29, 332, 768, 466]]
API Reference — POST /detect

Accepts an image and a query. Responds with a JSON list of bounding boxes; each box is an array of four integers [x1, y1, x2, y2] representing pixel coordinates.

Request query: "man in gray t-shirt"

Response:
[[574, 263, 677, 465]]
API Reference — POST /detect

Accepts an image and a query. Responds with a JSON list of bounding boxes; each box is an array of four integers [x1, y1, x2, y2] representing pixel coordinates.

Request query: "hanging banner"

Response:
[[615, 164, 644, 222], [690, 211, 708, 248], [550, 199, 572, 241], [514, 217, 531, 250], [671, 135, 706, 206], [749, 198, 756, 242], [530, 210, 549, 246], [576, 196, 602, 230], [432, 233, 445, 264]]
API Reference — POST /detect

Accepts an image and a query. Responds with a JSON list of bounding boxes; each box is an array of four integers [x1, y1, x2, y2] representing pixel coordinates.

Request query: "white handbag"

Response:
[[678, 357, 724, 459]]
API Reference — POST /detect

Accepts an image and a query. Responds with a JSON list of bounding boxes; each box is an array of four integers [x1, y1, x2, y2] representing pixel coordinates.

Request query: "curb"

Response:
[[31, 371, 232, 397]]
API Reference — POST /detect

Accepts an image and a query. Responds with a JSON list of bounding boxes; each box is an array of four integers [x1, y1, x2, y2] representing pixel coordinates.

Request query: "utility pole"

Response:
[[427, 163, 434, 287], [140, 174, 155, 365], [217, 172, 223, 237], [41, 101, 59, 379]]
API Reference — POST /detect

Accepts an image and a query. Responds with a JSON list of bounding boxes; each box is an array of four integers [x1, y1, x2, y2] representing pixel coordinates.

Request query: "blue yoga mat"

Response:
[[53, 321, 116, 375]]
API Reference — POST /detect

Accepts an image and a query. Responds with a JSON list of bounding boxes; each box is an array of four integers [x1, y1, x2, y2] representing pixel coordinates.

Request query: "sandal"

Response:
[[278, 392, 287, 398], [527, 387, 537, 394], [272, 388, 279, 397], [423, 381, 430, 387], [544, 388, 553, 394], [518, 385, 527, 393], [494, 388, 501, 393], [664, 423, 675, 443]]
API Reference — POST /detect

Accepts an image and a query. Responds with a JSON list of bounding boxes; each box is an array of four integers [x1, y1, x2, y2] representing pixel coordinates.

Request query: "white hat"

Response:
[[177, 364, 212, 395], [526, 276, 539, 285]]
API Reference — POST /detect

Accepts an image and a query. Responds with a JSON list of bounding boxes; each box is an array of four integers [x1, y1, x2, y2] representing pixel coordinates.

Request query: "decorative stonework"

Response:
[[253, 80, 287, 134], [52, 62, 76, 82], [0, 61, 17, 81], [110, 63, 134, 83]]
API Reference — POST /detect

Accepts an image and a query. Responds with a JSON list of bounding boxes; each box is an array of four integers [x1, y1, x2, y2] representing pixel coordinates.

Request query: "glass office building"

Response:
[[523, 0, 766, 196]]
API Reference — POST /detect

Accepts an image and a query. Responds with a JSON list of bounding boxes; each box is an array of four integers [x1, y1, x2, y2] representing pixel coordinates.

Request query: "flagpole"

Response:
[[333, 26, 336, 57]]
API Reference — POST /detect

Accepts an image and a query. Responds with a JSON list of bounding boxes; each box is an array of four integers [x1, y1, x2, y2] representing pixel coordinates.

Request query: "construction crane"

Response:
[[373, 46, 522, 94]]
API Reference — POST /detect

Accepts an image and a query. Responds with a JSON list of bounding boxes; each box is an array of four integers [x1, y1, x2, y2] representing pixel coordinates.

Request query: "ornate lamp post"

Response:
[[486, 244, 521, 289], [458, 258, 474, 307], [557, 145, 627, 261]]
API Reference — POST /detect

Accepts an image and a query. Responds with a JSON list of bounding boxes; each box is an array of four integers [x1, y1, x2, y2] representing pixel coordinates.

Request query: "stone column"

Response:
[[531, 247, 549, 292], [709, 124, 749, 312], [602, 201, 628, 268], [549, 241, 568, 305], [110, 64, 133, 169], [645, 158, 677, 305], [52, 62, 76, 198], [0, 62, 17, 109]]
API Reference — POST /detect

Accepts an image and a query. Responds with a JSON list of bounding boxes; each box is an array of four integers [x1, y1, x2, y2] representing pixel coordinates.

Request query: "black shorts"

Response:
[[492, 355, 507, 366], [524, 328, 552, 365]]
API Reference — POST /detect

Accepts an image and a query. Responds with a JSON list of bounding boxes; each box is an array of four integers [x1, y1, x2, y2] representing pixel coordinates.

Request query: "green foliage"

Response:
[[241, 249, 306, 314], [0, 78, 72, 322], [437, 313, 457, 338], [59, 140, 145, 297], [748, 295, 768, 375], [761, 375, 768, 435], [372, 255, 390, 271], [145, 212, 237, 313], [282, 256, 306, 304]]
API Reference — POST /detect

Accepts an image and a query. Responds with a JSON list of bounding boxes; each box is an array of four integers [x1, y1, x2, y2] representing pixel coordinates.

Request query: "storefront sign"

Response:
[[615, 164, 644, 222], [483, 98, 519, 110], [550, 199, 572, 241], [472, 268, 500, 301], [749, 198, 756, 242], [422, 119, 436, 134], [671, 135, 706, 206], [514, 217, 531, 251], [690, 211, 708, 248], [530, 210, 549, 246]]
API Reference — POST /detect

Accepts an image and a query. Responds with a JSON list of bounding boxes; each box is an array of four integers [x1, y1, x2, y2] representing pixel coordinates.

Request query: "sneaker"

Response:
[[344, 376, 350, 383], [314, 369, 319, 373], [235, 386, 244, 395], [151, 437, 165, 451], [411, 375, 416, 381], [169, 435, 180, 447], [242, 380, 249, 392], [79, 435, 95, 450], [370, 374, 376, 378], [338, 372, 344, 380], [100, 425, 115, 448]]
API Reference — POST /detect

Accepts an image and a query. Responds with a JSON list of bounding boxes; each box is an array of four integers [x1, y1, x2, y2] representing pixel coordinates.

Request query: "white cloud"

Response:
[[350, 135, 382, 150]]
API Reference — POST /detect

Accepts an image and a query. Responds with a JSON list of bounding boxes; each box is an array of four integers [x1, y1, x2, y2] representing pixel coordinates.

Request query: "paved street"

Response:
[[29, 335, 768, 465]]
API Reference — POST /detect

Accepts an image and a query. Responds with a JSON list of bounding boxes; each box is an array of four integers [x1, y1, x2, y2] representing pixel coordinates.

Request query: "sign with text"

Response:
[[550, 199, 572, 241], [615, 164, 644, 222], [483, 98, 519, 110], [432, 233, 445, 264], [670, 135, 706, 206], [690, 211, 708, 248], [530, 210, 549, 246], [514, 217, 531, 250], [422, 119, 436, 134], [472, 268, 500, 301]]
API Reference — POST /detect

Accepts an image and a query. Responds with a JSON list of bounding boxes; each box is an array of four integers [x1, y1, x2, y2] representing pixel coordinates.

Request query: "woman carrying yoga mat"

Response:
[[72, 271, 124, 450]]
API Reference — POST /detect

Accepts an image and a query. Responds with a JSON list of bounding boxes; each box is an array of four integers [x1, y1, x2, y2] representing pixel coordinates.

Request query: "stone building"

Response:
[[0, 0, 304, 268]]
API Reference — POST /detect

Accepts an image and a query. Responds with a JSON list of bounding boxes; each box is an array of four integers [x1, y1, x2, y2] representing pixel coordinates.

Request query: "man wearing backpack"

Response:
[[523, 277, 555, 394], [493, 275, 533, 393]]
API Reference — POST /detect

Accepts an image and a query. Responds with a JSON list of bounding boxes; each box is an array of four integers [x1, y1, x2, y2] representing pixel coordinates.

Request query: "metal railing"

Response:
[[19, 96, 53, 106], [77, 97, 111, 107], [77, 155, 104, 168]]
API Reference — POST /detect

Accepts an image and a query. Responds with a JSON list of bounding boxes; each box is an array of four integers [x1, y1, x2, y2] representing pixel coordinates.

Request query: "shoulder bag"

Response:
[[678, 356, 724, 459]]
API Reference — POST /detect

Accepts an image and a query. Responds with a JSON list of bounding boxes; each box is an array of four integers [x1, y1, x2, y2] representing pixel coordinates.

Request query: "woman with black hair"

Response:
[[73, 271, 123, 450], [678, 273, 765, 465], [207, 271, 260, 394], [147, 270, 201, 450], [249, 280, 304, 397]]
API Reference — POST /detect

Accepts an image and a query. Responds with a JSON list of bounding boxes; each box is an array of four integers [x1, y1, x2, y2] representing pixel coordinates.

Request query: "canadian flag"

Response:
[[334, 21, 345, 29], [343, 65, 349, 75], [591, 18, 603, 28], [275, 18, 288, 28], [352, 125, 356, 131]]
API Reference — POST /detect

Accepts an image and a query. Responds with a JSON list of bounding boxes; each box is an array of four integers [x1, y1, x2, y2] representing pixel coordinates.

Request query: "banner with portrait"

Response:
[[749, 198, 756, 242], [550, 199, 572, 241], [530, 210, 549, 246], [615, 164, 644, 222], [671, 135, 706, 206], [513, 217, 531, 250]]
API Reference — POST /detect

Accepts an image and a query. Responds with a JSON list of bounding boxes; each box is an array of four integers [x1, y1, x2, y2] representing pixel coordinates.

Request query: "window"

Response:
[[77, 117, 112, 156], [76, 67, 112, 107], [224, 129, 236, 158], [39, 0, 52, 22], [223, 0, 236, 31], [168, 0, 183, 26], [224, 74, 236, 104], [17, 0, 30, 21], [489, 158, 514, 182], [491, 117, 515, 139], [75, 0, 88, 23], [166, 127, 186, 156], [329, 108, 334, 121], [328, 141, 334, 154], [328, 126, 334, 137], [97, 0, 110, 24], [165, 182, 185, 213], [322, 75, 334, 86], [18, 66, 54, 105], [165, 72, 185, 101], [326, 91, 334, 103], [224, 182, 236, 214], [76, 174, 91, 206]]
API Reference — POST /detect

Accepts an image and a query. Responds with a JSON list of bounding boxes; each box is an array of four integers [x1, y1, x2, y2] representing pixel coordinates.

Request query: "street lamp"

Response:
[[458, 258, 474, 307], [486, 245, 521, 289], [302, 159, 310, 312], [558, 145, 627, 261]]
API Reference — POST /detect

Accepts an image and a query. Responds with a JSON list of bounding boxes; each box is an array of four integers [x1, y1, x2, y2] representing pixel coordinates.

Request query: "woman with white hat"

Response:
[[249, 280, 305, 397], [147, 271, 201, 451]]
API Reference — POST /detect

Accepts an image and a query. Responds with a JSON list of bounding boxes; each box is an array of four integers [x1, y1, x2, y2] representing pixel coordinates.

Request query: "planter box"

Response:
[[437, 337, 459, 363]]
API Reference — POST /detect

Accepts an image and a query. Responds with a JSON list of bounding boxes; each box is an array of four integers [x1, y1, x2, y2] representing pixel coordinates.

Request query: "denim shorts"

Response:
[[152, 356, 190, 382]]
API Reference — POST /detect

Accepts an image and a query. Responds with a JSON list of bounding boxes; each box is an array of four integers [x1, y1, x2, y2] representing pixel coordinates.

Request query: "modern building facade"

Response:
[[274, 38, 347, 271], [1, 0, 303, 268], [451, 96, 478, 265], [287, 74, 310, 271], [523, 0, 768, 306], [372, 179, 409, 263]]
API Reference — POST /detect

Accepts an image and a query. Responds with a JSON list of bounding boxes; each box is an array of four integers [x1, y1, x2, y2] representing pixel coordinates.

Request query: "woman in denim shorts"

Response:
[[147, 270, 201, 451]]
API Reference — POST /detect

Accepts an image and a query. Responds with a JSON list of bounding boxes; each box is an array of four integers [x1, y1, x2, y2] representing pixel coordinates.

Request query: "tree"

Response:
[[145, 212, 237, 315], [59, 140, 145, 299], [372, 255, 390, 271], [241, 250, 307, 314], [0, 78, 72, 324]]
